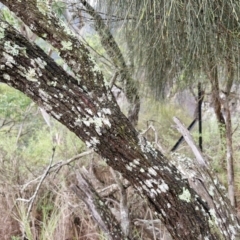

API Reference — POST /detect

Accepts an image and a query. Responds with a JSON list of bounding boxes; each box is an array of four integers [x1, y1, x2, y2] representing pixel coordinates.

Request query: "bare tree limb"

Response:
[[71, 171, 130, 240], [110, 168, 130, 236], [173, 117, 207, 166]]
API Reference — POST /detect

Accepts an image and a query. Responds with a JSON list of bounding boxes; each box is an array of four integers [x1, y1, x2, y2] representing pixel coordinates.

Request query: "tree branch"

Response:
[[71, 171, 130, 240], [0, 2, 239, 239], [79, 0, 140, 126]]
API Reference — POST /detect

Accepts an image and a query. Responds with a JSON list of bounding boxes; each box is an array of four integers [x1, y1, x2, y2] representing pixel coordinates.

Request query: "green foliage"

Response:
[[51, 1, 66, 17], [11, 237, 21, 240], [0, 7, 19, 27], [94, 0, 240, 98], [0, 85, 85, 173], [15, 202, 34, 240], [84, 33, 113, 81], [139, 96, 192, 150], [0, 84, 31, 120]]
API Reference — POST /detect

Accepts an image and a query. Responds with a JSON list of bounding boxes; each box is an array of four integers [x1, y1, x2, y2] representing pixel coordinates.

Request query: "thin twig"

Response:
[[26, 147, 56, 219], [49, 150, 93, 172]]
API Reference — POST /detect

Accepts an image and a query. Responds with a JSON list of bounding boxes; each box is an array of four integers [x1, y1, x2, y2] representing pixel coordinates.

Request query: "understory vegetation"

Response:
[[1, 82, 240, 240], [1, 0, 240, 239]]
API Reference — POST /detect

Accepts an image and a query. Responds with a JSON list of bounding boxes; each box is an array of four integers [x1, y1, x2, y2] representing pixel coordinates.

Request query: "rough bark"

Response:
[[80, 0, 140, 126], [0, 1, 239, 239], [172, 117, 240, 239]]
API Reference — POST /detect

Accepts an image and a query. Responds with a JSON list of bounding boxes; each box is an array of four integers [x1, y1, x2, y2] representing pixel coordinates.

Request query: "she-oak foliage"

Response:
[[0, 1, 239, 239]]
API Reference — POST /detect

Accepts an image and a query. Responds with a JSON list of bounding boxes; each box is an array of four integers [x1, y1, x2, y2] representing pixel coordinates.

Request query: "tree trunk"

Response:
[[209, 65, 226, 144], [0, 1, 239, 239], [224, 60, 236, 207]]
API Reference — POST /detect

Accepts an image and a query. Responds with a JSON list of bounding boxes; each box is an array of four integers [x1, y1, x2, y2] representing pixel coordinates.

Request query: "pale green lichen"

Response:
[[4, 41, 20, 56], [179, 187, 191, 202], [61, 41, 72, 51], [0, 21, 7, 40], [48, 81, 57, 87], [25, 68, 38, 82], [59, 19, 74, 36], [0, 27, 4, 40], [36, 0, 50, 16]]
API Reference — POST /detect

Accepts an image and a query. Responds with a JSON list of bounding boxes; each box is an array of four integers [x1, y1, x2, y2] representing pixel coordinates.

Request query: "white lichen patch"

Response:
[[209, 185, 215, 196], [107, 91, 113, 101], [209, 208, 218, 226], [161, 210, 166, 217], [98, 93, 106, 103], [126, 164, 133, 171], [158, 181, 169, 193], [153, 165, 159, 170], [35, 57, 47, 69], [138, 137, 158, 158], [85, 108, 93, 115], [85, 137, 100, 149], [38, 89, 50, 101], [81, 114, 111, 135], [140, 168, 145, 173], [30, 24, 37, 31], [133, 159, 140, 165], [167, 203, 171, 208], [141, 184, 149, 192], [129, 162, 136, 168], [3, 52, 15, 68], [61, 41, 72, 51], [150, 189, 157, 198], [51, 112, 62, 120], [3, 74, 10, 80], [148, 167, 157, 176], [102, 108, 111, 115], [213, 179, 218, 185], [229, 225, 236, 235], [179, 187, 191, 202], [145, 179, 153, 188]]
